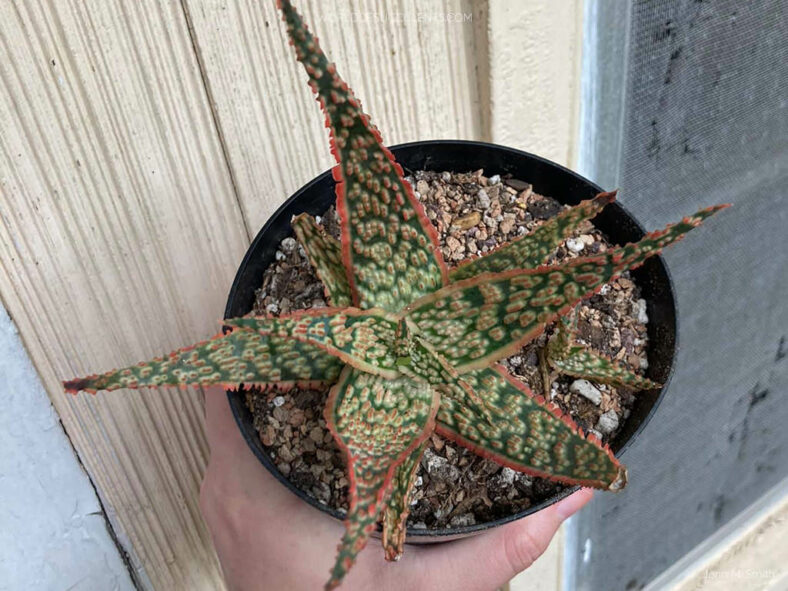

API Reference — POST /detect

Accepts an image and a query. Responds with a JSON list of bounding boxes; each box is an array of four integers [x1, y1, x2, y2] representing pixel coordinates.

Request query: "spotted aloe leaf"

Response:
[[291, 213, 352, 307], [436, 365, 626, 490], [381, 441, 427, 562], [324, 367, 439, 589], [227, 308, 400, 377], [63, 329, 341, 394], [406, 204, 728, 372], [401, 333, 496, 427], [277, 0, 447, 313], [450, 191, 617, 281], [547, 311, 660, 390]]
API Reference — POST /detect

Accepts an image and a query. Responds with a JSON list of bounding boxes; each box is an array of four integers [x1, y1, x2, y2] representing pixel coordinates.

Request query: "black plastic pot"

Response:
[[224, 140, 677, 542]]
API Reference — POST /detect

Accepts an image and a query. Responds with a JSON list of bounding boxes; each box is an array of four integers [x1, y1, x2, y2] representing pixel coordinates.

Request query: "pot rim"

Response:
[[224, 139, 678, 539]]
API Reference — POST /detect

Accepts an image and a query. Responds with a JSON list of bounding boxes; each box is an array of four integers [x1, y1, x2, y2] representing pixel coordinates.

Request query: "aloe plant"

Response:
[[64, 1, 728, 588]]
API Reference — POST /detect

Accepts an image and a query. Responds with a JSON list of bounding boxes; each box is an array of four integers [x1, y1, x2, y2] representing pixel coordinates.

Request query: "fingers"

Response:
[[412, 488, 594, 591]]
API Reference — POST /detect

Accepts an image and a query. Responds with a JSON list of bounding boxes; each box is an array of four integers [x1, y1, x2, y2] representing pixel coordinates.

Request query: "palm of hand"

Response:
[[200, 386, 592, 591]]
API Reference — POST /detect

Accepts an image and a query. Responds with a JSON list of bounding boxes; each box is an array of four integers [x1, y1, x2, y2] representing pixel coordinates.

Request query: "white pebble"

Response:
[[272, 396, 285, 407], [566, 238, 585, 253], [596, 410, 619, 434], [488, 174, 501, 185], [441, 171, 451, 182], [449, 513, 476, 528], [265, 302, 279, 314], [636, 299, 649, 324], [314, 215, 322, 224], [500, 467, 516, 484], [640, 357, 649, 370], [476, 189, 490, 209], [275, 250, 286, 261], [570, 379, 603, 405], [414, 191, 421, 200], [599, 284, 611, 295], [517, 226, 528, 236], [280, 237, 297, 253]]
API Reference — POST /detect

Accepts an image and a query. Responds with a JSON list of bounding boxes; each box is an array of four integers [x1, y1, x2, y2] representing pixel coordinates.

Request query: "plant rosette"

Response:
[[64, 1, 728, 589], [225, 140, 680, 543]]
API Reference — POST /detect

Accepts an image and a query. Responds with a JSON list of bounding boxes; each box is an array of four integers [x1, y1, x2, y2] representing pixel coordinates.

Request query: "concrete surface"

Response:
[[0, 306, 135, 591]]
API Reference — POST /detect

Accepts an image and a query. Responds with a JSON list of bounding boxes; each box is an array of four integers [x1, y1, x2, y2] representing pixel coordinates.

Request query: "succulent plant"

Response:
[[64, 1, 727, 588]]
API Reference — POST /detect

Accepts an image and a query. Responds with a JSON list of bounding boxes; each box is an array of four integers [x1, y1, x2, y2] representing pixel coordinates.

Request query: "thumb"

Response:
[[415, 488, 593, 591]]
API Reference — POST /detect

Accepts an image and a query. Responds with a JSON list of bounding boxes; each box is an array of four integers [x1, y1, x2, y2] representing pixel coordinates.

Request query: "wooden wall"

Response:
[[0, 1, 583, 587]]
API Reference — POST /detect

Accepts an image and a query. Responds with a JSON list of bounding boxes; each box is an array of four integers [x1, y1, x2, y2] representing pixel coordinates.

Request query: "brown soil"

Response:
[[245, 169, 649, 529]]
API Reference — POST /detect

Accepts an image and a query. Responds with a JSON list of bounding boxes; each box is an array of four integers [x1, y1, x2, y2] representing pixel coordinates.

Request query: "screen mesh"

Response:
[[570, 1, 788, 589]]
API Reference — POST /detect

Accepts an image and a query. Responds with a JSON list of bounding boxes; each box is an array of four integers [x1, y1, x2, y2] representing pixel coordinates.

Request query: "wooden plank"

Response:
[[0, 1, 585, 588], [0, 1, 249, 588], [487, 0, 585, 167], [183, 0, 485, 231]]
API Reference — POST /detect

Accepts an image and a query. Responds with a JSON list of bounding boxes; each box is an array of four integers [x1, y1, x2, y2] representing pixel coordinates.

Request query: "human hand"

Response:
[[199, 386, 593, 591]]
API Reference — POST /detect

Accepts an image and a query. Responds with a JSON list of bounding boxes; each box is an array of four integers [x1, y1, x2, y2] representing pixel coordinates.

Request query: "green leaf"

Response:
[[291, 213, 352, 307], [227, 308, 401, 377], [399, 332, 496, 427], [405, 204, 728, 371], [324, 367, 439, 589], [436, 365, 627, 490], [547, 313, 660, 390], [63, 329, 342, 394], [382, 441, 426, 562], [277, 0, 447, 313], [450, 191, 616, 281]]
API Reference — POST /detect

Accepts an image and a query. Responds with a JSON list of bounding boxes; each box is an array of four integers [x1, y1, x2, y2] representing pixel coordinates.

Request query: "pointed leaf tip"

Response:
[[63, 378, 93, 395], [277, 0, 447, 312], [608, 466, 628, 491], [62, 330, 342, 395], [449, 190, 617, 282]]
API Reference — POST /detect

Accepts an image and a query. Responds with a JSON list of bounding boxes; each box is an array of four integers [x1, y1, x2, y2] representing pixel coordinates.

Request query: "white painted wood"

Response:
[[183, 0, 486, 232], [0, 1, 248, 588], [487, 0, 585, 167], [0, 1, 585, 588]]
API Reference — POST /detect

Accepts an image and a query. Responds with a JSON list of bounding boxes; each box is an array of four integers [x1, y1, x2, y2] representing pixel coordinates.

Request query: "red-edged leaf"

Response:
[[450, 191, 617, 281], [324, 367, 439, 589], [547, 313, 660, 390], [292, 213, 352, 307], [381, 442, 426, 562], [400, 332, 496, 427], [277, 0, 447, 313], [405, 204, 728, 371], [227, 308, 400, 377], [436, 365, 627, 490], [63, 329, 341, 394]]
